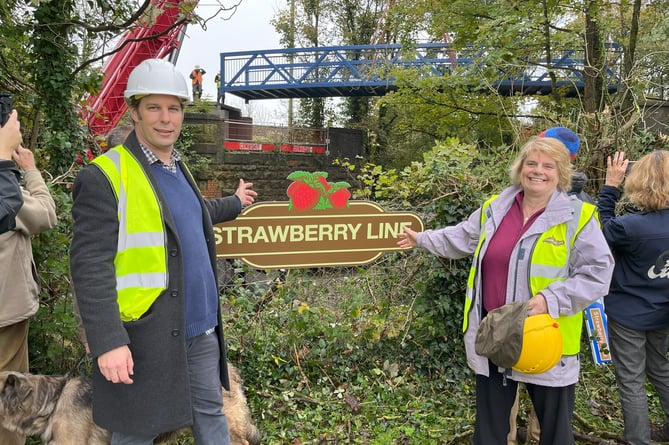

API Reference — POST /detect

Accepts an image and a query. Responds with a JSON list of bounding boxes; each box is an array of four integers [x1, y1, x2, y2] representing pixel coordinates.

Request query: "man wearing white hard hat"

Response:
[[70, 58, 257, 445]]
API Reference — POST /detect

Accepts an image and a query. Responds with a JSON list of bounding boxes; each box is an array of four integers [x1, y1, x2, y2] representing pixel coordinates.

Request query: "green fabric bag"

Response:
[[475, 301, 529, 368]]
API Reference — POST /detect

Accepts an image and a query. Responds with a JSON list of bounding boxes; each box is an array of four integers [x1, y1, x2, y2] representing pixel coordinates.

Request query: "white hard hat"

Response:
[[124, 58, 190, 101]]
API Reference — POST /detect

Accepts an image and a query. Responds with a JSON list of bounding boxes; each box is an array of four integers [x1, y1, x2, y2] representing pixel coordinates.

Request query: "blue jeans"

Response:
[[111, 330, 230, 445], [608, 319, 669, 445]]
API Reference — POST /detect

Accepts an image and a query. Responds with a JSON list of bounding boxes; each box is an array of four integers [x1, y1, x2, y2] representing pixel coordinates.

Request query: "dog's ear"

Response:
[[0, 373, 17, 395], [2, 373, 34, 406]]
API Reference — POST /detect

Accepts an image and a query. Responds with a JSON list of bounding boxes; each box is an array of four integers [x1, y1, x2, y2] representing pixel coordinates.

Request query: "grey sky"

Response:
[[175, 0, 286, 122]]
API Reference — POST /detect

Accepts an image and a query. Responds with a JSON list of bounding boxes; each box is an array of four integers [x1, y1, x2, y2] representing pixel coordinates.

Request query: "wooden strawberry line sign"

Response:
[[214, 171, 424, 269]]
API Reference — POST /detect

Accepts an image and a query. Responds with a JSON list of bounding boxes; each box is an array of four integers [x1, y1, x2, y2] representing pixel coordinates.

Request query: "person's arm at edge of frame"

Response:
[[597, 151, 628, 250], [0, 110, 24, 233], [70, 164, 134, 383], [12, 145, 57, 234]]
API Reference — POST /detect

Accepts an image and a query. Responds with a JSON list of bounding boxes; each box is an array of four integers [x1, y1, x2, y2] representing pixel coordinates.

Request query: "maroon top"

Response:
[[480, 193, 544, 312]]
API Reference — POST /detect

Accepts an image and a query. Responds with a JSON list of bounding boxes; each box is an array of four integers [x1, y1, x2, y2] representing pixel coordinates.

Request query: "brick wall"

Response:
[[202, 151, 353, 202], [200, 179, 222, 199], [185, 112, 363, 201]]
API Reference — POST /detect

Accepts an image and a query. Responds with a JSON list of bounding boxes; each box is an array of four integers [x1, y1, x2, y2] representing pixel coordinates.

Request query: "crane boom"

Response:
[[83, 0, 195, 140]]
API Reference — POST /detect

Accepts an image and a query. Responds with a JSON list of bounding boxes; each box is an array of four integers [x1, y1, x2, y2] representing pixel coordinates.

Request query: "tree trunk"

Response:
[[619, 0, 642, 114], [583, 0, 604, 114]]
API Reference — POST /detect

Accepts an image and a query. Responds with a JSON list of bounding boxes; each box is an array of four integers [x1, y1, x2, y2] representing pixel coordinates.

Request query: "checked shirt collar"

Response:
[[139, 143, 182, 174]]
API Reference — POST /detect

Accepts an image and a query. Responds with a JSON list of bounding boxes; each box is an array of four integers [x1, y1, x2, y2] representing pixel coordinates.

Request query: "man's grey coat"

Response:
[[70, 130, 240, 435]]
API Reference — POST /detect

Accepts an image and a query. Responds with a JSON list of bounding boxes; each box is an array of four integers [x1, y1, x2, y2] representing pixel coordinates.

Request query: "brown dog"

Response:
[[0, 371, 110, 445], [0, 364, 260, 445], [217, 363, 261, 445]]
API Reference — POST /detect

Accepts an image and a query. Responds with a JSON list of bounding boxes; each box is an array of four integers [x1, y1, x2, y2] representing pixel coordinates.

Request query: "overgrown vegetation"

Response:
[[225, 267, 660, 445]]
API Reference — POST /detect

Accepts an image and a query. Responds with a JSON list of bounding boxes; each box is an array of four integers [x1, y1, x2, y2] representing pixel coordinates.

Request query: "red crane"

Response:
[[82, 0, 194, 142]]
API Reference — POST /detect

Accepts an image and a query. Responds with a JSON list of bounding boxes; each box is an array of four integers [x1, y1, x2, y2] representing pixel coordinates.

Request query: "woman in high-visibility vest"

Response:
[[398, 136, 614, 445]]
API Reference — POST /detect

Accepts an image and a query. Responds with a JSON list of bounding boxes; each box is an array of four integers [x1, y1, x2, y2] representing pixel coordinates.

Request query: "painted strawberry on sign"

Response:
[[287, 180, 320, 210], [328, 188, 351, 208], [287, 171, 351, 211]]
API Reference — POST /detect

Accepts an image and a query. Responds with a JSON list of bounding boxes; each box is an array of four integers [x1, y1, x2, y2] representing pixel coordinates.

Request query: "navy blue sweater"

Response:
[[153, 164, 218, 339], [598, 185, 669, 330]]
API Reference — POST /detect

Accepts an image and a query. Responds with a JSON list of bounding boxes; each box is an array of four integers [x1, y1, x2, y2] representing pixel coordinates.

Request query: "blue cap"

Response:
[[540, 127, 580, 159]]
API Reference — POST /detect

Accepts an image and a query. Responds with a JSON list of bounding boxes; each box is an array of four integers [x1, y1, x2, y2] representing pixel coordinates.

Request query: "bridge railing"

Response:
[[219, 42, 623, 100]]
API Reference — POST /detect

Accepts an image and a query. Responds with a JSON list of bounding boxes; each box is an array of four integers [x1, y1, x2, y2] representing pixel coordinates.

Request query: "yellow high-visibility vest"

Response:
[[464, 195, 596, 354], [92, 145, 168, 321]]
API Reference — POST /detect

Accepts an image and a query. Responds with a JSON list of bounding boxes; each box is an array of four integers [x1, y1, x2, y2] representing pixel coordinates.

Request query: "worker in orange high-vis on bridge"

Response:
[[189, 64, 206, 101]]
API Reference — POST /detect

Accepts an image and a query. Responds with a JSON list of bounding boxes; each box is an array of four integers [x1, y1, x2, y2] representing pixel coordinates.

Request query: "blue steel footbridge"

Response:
[[219, 43, 623, 102]]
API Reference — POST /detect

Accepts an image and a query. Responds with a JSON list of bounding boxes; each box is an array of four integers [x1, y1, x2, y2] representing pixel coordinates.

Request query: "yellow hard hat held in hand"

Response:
[[475, 302, 563, 374], [512, 314, 563, 374]]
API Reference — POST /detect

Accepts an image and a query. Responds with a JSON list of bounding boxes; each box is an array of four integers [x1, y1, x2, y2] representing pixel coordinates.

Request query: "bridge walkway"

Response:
[[219, 43, 623, 101]]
